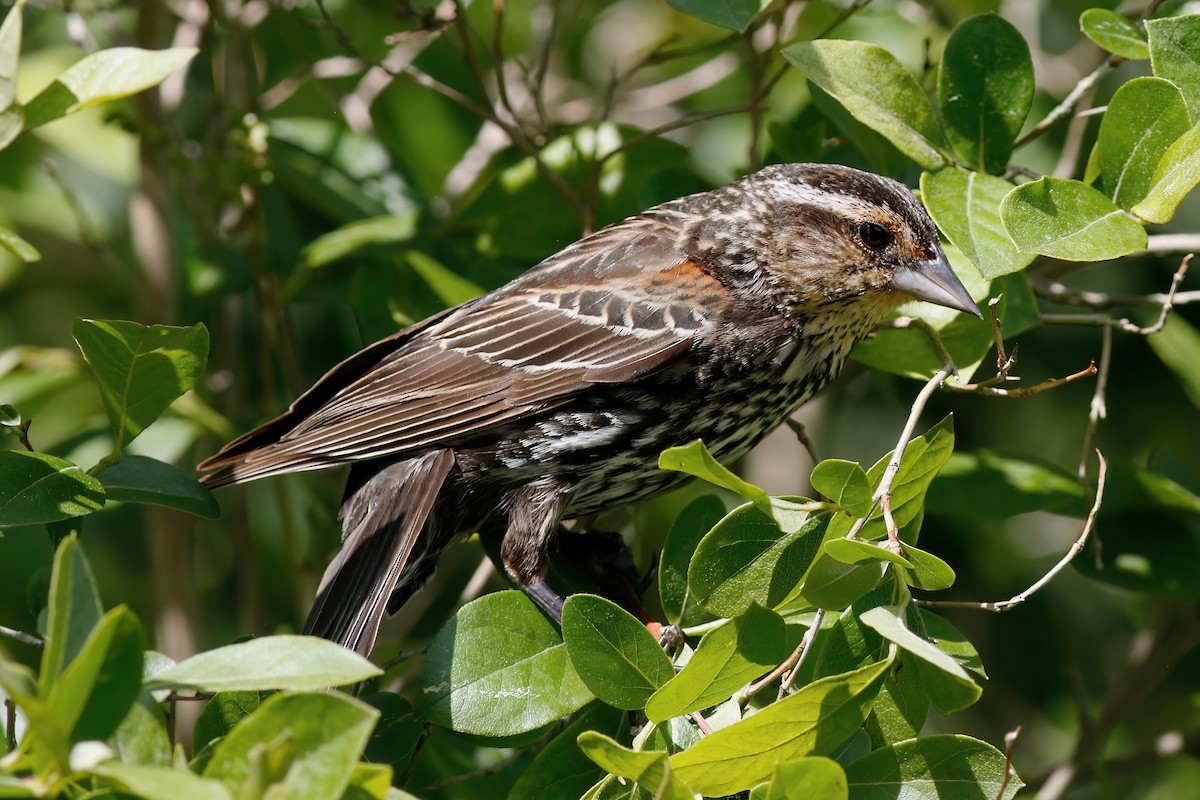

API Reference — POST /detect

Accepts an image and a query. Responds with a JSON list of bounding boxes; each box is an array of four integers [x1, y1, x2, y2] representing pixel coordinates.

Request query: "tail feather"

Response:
[[302, 449, 455, 656]]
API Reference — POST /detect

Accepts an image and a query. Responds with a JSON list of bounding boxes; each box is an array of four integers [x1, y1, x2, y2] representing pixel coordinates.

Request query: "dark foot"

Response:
[[523, 579, 565, 623]]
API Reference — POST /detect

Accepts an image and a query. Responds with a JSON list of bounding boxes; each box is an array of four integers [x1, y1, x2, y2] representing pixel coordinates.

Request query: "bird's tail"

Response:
[[302, 449, 455, 656]]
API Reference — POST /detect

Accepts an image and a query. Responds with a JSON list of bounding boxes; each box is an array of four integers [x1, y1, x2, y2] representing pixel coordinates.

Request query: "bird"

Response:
[[198, 162, 982, 657]]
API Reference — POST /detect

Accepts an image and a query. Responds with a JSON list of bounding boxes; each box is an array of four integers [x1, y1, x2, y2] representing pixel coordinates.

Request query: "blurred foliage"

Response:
[[1, 0, 1199, 798]]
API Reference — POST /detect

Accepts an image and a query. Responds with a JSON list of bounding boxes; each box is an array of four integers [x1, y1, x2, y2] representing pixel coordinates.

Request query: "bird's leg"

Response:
[[502, 480, 569, 623]]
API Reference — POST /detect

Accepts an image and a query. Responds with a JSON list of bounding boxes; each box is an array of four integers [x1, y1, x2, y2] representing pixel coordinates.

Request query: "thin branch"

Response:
[[814, 0, 875, 39], [784, 417, 821, 464], [1034, 253, 1194, 313], [380, 646, 430, 674], [918, 453, 1107, 613], [0, 624, 44, 649], [944, 362, 1097, 398], [996, 727, 1022, 800], [886, 317, 958, 377], [5, 697, 15, 753], [1015, 54, 1120, 149], [1079, 325, 1111, 480], [690, 710, 713, 735], [740, 610, 824, 704], [779, 607, 825, 697]]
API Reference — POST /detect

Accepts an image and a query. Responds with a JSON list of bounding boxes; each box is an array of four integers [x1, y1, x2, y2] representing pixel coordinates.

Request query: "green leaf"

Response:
[[919, 610, 987, 679], [92, 763, 233, 800], [146, 635, 381, 692], [419, 590, 593, 736], [937, 14, 1033, 173], [864, 665, 930, 749], [1131, 120, 1200, 224], [301, 213, 419, 268], [901, 544, 956, 591], [999, 177, 1147, 261], [0, 450, 105, 527], [646, 604, 788, 722], [845, 735, 1022, 799], [665, 0, 768, 33], [1081, 9, 1150, 60], [48, 606, 144, 742], [765, 757, 848, 800], [193, 691, 264, 754], [859, 606, 981, 713], [96, 455, 219, 518], [660, 440, 771, 514], [1147, 315, 1200, 410], [508, 703, 625, 800], [783, 40, 948, 170], [40, 533, 104, 695], [660, 495, 725, 625], [562, 594, 674, 711], [113, 700, 172, 767], [578, 732, 694, 800], [927, 450, 1087, 519], [811, 460, 871, 516], [202, 692, 378, 799], [361, 693, 423, 769], [824, 539, 913, 569], [670, 656, 892, 795], [0, 222, 40, 262], [0, 3, 19, 111], [72, 320, 209, 453], [829, 416, 956, 543], [23, 47, 197, 129], [0, 403, 20, 427], [797, 554, 887, 611], [1096, 78, 1191, 210], [688, 502, 829, 617], [921, 169, 1032, 278], [1147, 15, 1200, 123], [406, 251, 486, 307]]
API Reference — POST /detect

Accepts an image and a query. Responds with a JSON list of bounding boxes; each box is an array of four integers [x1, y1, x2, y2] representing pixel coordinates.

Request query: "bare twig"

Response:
[[944, 362, 1097, 398], [785, 417, 821, 464], [1079, 326, 1111, 480], [779, 607, 825, 697], [690, 710, 713, 735], [163, 691, 215, 702], [886, 317, 958, 377], [740, 609, 825, 704], [5, 697, 15, 753], [0, 624, 44, 650], [918, 453, 1107, 613], [996, 727, 1022, 800], [380, 647, 430, 674], [1015, 54, 1120, 149], [1035, 254, 1193, 317]]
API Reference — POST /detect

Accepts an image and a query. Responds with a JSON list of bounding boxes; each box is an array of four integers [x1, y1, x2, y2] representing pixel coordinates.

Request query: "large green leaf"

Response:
[[1080, 9, 1150, 60], [688, 502, 829, 617], [39, 533, 104, 695], [202, 692, 378, 799], [859, 606, 981, 713], [562, 594, 674, 711], [646, 604, 788, 722], [300, 212, 419, 268], [92, 763, 232, 800], [97, 455, 219, 518], [1131, 121, 1200, 224], [937, 14, 1033, 173], [112, 700, 172, 767], [1096, 78, 1190, 210], [999, 177, 1147, 261], [146, 635, 381, 692], [23, 47, 196, 129], [0, 450, 105, 527], [844, 735, 1022, 799], [921, 169, 1032, 278], [72, 320, 209, 453], [193, 691, 265, 754], [669, 656, 892, 795], [1147, 14, 1200, 123], [765, 758, 848, 800], [783, 40, 948, 170], [927, 450, 1086, 519], [419, 591, 593, 736]]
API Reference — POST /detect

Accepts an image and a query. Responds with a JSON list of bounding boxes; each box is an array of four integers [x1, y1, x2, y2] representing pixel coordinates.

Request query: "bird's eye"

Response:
[[859, 222, 892, 249]]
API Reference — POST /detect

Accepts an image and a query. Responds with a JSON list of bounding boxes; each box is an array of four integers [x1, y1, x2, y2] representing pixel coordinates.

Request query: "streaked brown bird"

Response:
[[199, 163, 981, 656]]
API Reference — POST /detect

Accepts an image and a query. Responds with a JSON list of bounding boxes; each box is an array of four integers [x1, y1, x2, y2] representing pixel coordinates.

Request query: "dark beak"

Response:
[[891, 248, 983, 318]]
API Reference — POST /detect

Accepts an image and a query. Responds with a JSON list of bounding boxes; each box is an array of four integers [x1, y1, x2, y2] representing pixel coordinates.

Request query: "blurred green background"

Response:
[[1, 0, 1198, 796]]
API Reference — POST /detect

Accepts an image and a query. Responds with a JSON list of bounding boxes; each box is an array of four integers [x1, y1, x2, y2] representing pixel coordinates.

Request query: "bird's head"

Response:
[[703, 163, 982, 322]]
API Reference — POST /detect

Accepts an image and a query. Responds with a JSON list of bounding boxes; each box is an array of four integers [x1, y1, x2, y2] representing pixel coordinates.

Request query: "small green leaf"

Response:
[[811, 460, 871, 516], [660, 440, 771, 512], [1131, 121, 1200, 224], [419, 591, 593, 736], [689, 502, 829, 617], [859, 606, 981, 713], [783, 40, 948, 170], [665, 0, 768, 33], [48, 606, 144, 743], [92, 763, 233, 800], [361, 693, 424, 769], [1147, 15, 1200, 123], [824, 539, 913, 569], [407, 250, 486, 307], [0, 450, 105, 527], [301, 213, 419, 268], [40, 533, 104, 695], [562, 594, 674, 711], [660, 495, 725, 625], [72, 319, 209, 453], [1097, 78, 1190, 210], [146, 635, 381, 692], [921, 169, 1032, 278], [508, 703, 625, 800], [96, 454, 219, 518], [999, 177, 1147, 261], [845, 735, 1022, 800], [646, 604, 788, 722], [901, 544, 956, 591], [193, 691, 264, 754], [765, 757, 848, 800], [1080, 9, 1150, 60], [0, 222, 39, 262], [0, 3, 20, 111], [112, 699, 172, 767], [796, 554, 887, 611], [202, 692, 378, 799], [578, 732, 694, 800], [937, 14, 1034, 173], [670, 656, 892, 795], [0, 403, 20, 427], [23, 47, 197, 129], [919, 610, 987, 679]]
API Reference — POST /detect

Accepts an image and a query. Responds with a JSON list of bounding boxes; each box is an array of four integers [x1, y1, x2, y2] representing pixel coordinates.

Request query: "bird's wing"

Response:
[[199, 210, 728, 487]]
